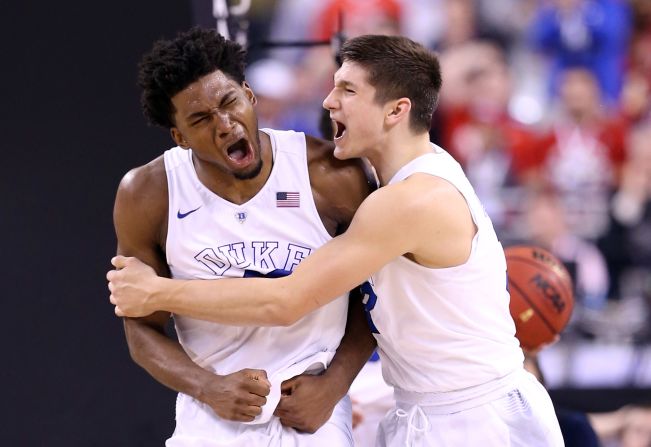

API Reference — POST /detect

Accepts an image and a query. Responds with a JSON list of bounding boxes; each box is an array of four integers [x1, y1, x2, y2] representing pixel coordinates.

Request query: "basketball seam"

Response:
[[506, 254, 574, 318], [508, 277, 557, 335]]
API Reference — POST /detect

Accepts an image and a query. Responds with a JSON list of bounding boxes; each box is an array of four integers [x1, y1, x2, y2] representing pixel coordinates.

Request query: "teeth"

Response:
[[333, 120, 346, 140]]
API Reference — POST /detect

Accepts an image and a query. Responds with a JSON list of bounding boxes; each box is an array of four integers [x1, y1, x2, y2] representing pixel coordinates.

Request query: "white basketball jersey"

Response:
[[163, 129, 348, 380], [367, 144, 523, 393]]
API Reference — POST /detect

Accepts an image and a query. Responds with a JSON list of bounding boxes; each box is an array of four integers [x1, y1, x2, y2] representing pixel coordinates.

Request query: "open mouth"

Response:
[[226, 138, 253, 163], [333, 120, 346, 140]]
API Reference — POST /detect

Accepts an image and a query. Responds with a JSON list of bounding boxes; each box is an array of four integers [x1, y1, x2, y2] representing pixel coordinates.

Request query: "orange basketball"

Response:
[[505, 245, 574, 351]]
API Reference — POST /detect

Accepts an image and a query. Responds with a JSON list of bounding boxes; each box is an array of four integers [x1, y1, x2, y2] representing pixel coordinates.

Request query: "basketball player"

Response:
[[109, 35, 564, 446], [112, 27, 376, 446]]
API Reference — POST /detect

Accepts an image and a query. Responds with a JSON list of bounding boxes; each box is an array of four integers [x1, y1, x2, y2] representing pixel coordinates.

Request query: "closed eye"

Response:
[[191, 115, 210, 126], [221, 94, 237, 107]]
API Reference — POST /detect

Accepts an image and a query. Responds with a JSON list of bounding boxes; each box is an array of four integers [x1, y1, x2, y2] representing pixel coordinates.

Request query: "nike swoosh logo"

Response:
[[177, 206, 202, 219]]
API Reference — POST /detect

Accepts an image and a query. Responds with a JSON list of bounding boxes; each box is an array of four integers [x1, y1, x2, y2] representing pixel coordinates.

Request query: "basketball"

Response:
[[505, 245, 574, 351]]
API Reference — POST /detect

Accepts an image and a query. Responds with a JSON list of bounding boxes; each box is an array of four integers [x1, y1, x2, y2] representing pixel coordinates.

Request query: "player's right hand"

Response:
[[200, 368, 271, 422]]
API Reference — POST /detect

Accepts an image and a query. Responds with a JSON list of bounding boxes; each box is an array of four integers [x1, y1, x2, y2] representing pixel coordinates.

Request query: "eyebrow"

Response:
[[184, 91, 236, 122], [335, 79, 357, 89], [186, 110, 208, 122]]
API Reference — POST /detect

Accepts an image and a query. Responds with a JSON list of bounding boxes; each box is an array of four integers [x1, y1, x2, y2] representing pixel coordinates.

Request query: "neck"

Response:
[[368, 130, 433, 186]]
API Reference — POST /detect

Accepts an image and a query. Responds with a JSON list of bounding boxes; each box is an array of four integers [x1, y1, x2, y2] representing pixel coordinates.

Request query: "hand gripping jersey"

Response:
[[367, 144, 524, 393], [163, 129, 349, 425]]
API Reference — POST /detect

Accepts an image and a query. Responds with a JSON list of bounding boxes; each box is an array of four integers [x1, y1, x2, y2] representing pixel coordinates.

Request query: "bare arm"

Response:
[[114, 164, 209, 398], [114, 162, 269, 421], [273, 289, 376, 432], [108, 173, 475, 326], [124, 312, 221, 403], [109, 191, 398, 324], [321, 289, 377, 396]]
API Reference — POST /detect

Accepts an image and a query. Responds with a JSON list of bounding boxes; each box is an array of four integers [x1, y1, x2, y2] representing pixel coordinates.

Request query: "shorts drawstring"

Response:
[[395, 405, 431, 446]]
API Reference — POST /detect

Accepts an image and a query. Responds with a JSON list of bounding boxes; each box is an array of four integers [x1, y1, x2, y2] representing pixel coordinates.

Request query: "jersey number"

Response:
[[359, 281, 380, 334]]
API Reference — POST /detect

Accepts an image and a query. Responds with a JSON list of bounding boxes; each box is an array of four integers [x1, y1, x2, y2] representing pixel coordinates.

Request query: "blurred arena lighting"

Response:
[[245, 59, 294, 99], [509, 93, 544, 125]]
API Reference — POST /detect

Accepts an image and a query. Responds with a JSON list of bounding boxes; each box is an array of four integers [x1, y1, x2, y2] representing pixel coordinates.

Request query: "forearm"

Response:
[[124, 316, 216, 399], [112, 225, 393, 324], [322, 292, 377, 399], [152, 276, 313, 326]]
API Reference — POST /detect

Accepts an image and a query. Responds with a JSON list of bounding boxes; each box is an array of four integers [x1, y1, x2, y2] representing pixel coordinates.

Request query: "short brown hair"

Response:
[[340, 35, 442, 133]]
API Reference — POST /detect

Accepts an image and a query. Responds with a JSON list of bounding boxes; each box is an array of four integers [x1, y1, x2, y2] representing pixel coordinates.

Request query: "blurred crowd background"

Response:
[[194, 0, 651, 393], [5, 0, 650, 444]]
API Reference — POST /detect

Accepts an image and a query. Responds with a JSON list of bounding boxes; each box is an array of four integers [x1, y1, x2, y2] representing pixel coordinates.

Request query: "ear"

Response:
[[171, 128, 189, 149], [242, 81, 257, 106], [386, 98, 411, 126]]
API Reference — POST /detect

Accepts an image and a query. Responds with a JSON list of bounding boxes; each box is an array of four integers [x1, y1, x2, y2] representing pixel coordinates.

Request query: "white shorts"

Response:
[[166, 392, 353, 447], [376, 369, 564, 447], [349, 358, 394, 447]]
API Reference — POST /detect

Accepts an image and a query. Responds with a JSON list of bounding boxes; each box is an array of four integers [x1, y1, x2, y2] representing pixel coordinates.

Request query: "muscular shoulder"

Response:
[[114, 156, 168, 251], [357, 174, 475, 267], [117, 156, 168, 212], [305, 135, 377, 234], [380, 173, 471, 226]]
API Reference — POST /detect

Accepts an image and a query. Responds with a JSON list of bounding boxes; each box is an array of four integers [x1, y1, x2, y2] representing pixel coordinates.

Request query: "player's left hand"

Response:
[[273, 373, 340, 433], [107, 255, 162, 317]]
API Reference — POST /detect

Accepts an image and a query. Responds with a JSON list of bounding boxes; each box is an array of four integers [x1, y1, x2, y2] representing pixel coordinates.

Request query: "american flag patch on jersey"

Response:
[[276, 192, 300, 207]]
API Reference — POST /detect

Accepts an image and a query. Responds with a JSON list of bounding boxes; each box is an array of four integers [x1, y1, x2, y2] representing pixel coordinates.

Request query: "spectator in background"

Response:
[[432, 0, 510, 51], [528, 0, 631, 106], [598, 125, 651, 328], [400, 0, 531, 55], [619, 0, 651, 128], [619, 70, 650, 128], [312, 0, 402, 42], [523, 187, 610, 314], [435, 0, 480, 50], [629, 0, 651, 84], [476, 0, 540, 49], [436, 41, 542, 238], [526, 67, 628, 241]]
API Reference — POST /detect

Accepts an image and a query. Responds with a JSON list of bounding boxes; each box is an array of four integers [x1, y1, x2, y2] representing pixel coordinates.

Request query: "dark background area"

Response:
[[3, 1, 650, 446], [3, 1, 190, 445]]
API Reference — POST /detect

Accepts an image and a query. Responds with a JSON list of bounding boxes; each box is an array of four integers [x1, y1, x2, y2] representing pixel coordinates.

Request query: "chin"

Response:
[[233, 158, 264, 180], [333, 145, 352, 160]]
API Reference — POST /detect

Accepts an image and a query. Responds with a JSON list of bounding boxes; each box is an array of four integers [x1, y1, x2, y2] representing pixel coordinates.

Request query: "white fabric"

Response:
[[349, 359, 394, 447], [368, 144, 524, 393], [361, 145, 562, 446], [163, 128, 351, 442], [376, 370, 564, 447], [168, 394, 353, 447], [252, 351, 332, 425]]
